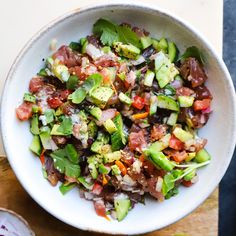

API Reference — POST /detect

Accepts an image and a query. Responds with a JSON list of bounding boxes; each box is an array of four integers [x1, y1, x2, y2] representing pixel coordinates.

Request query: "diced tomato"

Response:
[[92, 183, 103, 195], [164, 149, 188, 163], [58, 89, 71, 101], [47, 96, 63, 109], [193, 99, 211, 111], [182, 180, 193, 187], [132, 96, 145, 110], [29, 77, 45, 93], [93, 200, 106, 217], [169, 135, 184, 150], [16, 102, 33, 121]]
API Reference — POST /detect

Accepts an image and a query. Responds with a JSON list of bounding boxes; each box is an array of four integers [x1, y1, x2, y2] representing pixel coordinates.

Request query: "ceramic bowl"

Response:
[[1, 2, 236, 235]]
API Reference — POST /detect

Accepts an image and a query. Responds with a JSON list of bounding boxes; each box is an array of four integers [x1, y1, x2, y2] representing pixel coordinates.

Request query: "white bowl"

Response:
[[1, 2, 236, 235]]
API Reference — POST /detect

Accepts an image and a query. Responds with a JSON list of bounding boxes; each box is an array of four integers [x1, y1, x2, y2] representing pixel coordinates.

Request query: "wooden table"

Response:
[[0, 0, 222, 235]]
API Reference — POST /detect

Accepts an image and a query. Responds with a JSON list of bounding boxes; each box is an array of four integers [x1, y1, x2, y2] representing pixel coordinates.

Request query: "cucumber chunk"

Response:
[[114, 198, 131, 222]]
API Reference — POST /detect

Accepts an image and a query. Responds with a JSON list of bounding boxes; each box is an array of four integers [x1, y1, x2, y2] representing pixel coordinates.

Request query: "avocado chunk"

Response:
[[91, 140, 103, 154], [103, 151, 121, 163], [113, 42, 141, 59], [30, 114, 39, 135], [50, 124, 65, 136], [89, 106, 102, 120], [158, 38, 168, 53], [90, 87, 114, 108], [173, 127, 193, 142], [144, 70, 155, 87], [39, 129, 52, 150], [87, 121, 98, 138], [114, 198, 131, 221], [157, 95, 179, 111], [29, 135, 42, 156], [167, 112, 178, 126], [178, 96, 194, 107], [103, 119, 117, 134], [118, 92, 132, 105], [168, 41, 179, 62], [195, 148, 211, 163]]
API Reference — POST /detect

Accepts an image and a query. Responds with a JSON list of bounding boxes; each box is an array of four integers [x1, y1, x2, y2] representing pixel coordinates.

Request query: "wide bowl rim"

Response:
[[1, 2, 236, 235]]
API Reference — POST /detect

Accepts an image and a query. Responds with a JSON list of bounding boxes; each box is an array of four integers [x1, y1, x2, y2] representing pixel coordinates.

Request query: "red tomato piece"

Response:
[[47, 97, 63, 109], [169, 135, 184, 150], [182, 180, 193, 187], [16, 102, 33, 121], [58, 89, 70, 101], [193, 99, 211, 111], [92, 183, 103, 195], [93, 200, 106, 217], [132, 96, 145, 110]]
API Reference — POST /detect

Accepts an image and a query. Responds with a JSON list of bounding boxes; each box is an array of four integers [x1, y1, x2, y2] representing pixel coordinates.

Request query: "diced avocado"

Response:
[[113, 42, 141, 59], [39, 129, 51, 150], [98, 164, 110, 174], [104, 119, 117, 134], [156, 63, 179, 88], [154, 51, 169, 71], [102, 46, 111, 53], [90, 87, 114, 108], [168, 42, 178, 62], [91, 140, 103, 154], [103, 151, 121, 163], [88, 163, 98, 179], [195, 148, 211, 163], [24, 93, 36, 103], [140, 36, 152, 49], [157, 38, 168, 53], [173, 127, 193, 142], [29, 135, 42, 156], [167, 112, 178, 126], [77, 176, 93, 190], [178, 96, 194, 108], [30, 114, 39, 135], [32, 105, 39, 113], [88, 121, 98, 138], [111, 165, 121, 175], [157, 95, 179, 111], [50, 124, 65, 136], [55, 107, 63, 116], [114, 198, 131, 222], [89, 106, 102, 120], [97, 132, 110, 144], [144, 70, 155, 87], [118, 92, 132, 105], [150, 95, 158, 115], [184, 168, 196, 181], [185, 152, 196, 162]]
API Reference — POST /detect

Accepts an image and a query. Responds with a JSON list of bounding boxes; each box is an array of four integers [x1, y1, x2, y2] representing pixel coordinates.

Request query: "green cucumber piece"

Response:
[[88, 162, 98, 179], [140, 36, 152, 49], [24, 93, 36, 103], [77, 177, 92, 190], [104, 119, 117, 134], [178, 96, 194, 108], [98, 164, 110, 174], [157, 95, 179, 111], [91, 141, 103, 154], [118, 92, 132, 105], [29, 135, 42, 156], [158, 38, 168, 53], [149, 151, 174, 171], [167, 112, 178, 126], [173, 127, 193, 142], [111, 165, 121, 175], [144, 70, 155, 87], [168, 42, 178, 62], [195, 149, 211, 163], [90, 87, 114, 108], [114, 198, 131, 222], [30, 114, 39, 135], [89, 106, 102, 120], [149, 96, 158, 115]]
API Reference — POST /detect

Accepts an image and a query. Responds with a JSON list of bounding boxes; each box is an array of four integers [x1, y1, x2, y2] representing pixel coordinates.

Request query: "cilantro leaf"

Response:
[[68, 87, 86, 104], [51, 149, 81, 178], [179, 46, 205, 64], [82, 73, 103, 93], [93, 18, 117, 35], [116, 25, 141, 48], [100, 28, 119, 46], [57, 117, 73, 135], [162, 173, 175, 196]]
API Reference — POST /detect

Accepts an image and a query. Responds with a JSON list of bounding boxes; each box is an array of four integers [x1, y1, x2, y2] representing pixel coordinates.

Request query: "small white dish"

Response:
[[1, 2, 236, 235]]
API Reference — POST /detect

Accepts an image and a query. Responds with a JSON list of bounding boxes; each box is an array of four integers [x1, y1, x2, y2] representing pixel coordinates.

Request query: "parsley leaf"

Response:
[[179, 46, 205, 64], [93, 18, 141, 48], [57, 117, 73, 135], [51, 149, 81, 178], [68, 87, 86, 104]]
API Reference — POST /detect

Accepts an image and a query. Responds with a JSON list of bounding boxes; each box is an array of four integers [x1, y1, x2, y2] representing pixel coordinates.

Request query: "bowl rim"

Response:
[[1, 2, 236, 235]]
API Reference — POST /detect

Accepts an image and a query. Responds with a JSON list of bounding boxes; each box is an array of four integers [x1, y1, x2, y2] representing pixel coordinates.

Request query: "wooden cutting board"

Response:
[[0, 0, 222, 235]]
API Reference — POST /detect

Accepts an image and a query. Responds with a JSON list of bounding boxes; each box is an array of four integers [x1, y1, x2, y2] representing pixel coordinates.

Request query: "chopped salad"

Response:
[[16, 19, 213, 221]]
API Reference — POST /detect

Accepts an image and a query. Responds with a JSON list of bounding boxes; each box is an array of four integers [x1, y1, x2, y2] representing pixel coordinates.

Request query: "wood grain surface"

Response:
[[0, 156, 218, 236]]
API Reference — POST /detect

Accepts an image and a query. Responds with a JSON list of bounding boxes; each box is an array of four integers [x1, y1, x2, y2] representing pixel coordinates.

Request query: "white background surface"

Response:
[[0, 0, 223, 156]]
